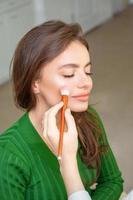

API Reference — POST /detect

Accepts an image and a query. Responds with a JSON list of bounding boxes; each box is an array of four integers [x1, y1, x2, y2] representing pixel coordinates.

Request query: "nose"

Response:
[[77, 73, 92, 89]]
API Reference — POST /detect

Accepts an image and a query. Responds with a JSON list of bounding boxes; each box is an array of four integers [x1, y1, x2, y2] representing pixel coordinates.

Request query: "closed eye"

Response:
[[63, 72, 93, 78], [86, 72, 93, 76], [63, 74, 74, 78]]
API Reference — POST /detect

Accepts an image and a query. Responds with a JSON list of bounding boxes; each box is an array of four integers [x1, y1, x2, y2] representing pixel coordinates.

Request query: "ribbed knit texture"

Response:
[[0, 107, 123, 200]]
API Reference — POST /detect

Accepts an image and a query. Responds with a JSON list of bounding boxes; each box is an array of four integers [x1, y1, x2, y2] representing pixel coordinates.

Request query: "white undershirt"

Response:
[[68, 190, 92, 200]]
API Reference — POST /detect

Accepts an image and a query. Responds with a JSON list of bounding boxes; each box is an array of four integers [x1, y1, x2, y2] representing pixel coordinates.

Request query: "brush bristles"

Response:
[[61, 89, 70, 96]]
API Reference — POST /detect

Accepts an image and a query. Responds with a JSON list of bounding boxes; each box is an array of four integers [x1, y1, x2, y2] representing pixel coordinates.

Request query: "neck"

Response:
[[28, 102, 61, 136], [28, 111, 43, 136]]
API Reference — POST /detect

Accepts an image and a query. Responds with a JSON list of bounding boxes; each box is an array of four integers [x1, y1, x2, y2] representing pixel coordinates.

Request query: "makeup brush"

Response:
[[58, 89, 69, 160]]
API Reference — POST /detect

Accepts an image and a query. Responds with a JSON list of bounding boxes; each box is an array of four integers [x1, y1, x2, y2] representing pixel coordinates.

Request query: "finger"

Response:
[[47, 101, 64, 115], [42, 101, 63, 136], [64, 108, 78, 135], [42, 112, 57, 154], [47, 101, 64, 130]]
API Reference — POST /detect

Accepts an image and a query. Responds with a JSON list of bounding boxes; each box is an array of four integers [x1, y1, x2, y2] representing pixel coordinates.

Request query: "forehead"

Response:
[[56, 41, 90, 65], [41, 41, 90, 74]]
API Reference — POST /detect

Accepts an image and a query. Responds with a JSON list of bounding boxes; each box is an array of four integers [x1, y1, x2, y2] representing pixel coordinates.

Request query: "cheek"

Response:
[[53, 76, 75, 96], [68, 78, 93, 112], [39, 76, 70, 105]]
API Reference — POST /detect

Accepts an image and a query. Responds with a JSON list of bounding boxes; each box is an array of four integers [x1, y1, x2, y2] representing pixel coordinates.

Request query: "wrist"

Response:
[[59, 154, 77, 169], [58, 155, 85, 196], [59, 159, 79, 181]]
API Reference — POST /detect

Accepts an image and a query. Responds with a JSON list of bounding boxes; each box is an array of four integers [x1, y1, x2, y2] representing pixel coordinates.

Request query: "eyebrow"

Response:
[[59, 61, 92, 69]]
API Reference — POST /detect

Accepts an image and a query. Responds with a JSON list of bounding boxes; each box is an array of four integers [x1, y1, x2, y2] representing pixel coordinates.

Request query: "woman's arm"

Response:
[[60, 155, 92, 200], [91, 144, 123, 200], [60, 156, 84, 195], [42, 102, 91, 199], [88, 106, 124, 200]]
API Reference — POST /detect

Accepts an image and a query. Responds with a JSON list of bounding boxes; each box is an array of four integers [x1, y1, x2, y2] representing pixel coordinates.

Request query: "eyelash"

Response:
[[63, 72, 93, 78]]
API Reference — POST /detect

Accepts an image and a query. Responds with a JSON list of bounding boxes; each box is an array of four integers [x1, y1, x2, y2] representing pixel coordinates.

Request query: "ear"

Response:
[[32, 80, 40, 94]]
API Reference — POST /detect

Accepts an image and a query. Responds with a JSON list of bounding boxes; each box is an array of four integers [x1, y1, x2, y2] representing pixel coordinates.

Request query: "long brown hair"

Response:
[[10, 20, 106, 173]]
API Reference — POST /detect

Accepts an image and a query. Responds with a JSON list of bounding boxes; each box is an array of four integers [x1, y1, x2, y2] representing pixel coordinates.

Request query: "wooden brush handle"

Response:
[[58, 95, 68, 159]]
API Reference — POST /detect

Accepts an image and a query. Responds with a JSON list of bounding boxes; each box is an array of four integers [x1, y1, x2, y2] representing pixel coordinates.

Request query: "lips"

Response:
[[72, 93, 90, 102], [72, 93, 89, 97]]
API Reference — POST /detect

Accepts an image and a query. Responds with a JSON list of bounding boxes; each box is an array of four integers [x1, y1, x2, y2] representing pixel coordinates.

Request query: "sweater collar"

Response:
[[17, 112, 60, 170]]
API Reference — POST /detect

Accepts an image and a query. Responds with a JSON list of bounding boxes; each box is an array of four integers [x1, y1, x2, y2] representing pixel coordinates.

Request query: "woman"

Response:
[[0, 20, 123, 200]]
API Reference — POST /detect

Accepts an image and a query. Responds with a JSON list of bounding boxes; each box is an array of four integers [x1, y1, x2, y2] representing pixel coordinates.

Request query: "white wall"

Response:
[[129, 0, 133, 3], [36, 0, 113, 32], [112, 0, 129, 13], [0, 0, 129, 85], [73, 0, 113, 32], [0, 0, 35, 84]]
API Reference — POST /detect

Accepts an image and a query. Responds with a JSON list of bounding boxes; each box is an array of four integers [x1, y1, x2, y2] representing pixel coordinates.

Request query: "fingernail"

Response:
[[66, 108, 70, 112], [60, 101, 64, 106]]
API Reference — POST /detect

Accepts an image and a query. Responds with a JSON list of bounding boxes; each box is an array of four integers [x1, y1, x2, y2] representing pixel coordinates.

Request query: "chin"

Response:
[[70, 104, 89, 113]]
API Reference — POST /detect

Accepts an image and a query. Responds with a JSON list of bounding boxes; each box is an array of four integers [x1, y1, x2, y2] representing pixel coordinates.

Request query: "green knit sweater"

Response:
[[0, 107, 123, 200]]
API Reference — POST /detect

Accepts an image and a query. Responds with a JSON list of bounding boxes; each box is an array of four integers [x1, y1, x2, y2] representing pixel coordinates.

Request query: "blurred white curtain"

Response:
[[33, 0, 46, 25], [129, 0, 133, 3]]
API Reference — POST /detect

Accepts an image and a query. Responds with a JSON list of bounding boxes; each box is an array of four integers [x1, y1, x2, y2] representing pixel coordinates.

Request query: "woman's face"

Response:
[[34, 40, 93, 112]]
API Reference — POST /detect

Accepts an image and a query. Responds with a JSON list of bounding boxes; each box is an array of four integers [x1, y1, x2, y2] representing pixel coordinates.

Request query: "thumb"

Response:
[[64, 108, 77, 135]]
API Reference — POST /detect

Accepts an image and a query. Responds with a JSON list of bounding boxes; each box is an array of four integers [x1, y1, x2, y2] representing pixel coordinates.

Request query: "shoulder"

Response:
[[0, 134, 31, 187], [0, 115, 30, 166], [0, 122, 20, 148]]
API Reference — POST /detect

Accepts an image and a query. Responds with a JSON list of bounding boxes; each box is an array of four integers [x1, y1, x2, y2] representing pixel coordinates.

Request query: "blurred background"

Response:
[[0, 0, 133, 193]]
